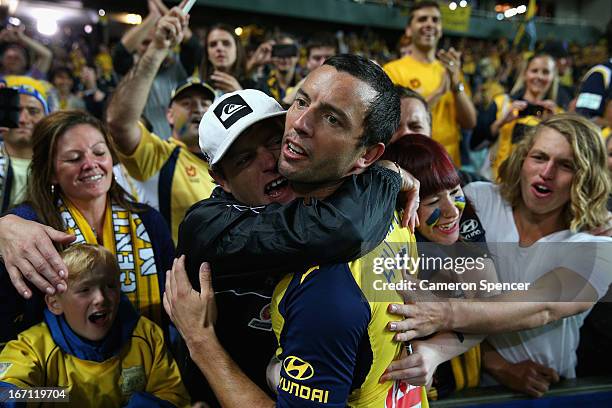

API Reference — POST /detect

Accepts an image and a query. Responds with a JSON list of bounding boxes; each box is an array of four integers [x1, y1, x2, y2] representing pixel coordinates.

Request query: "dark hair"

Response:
[[381, 134, 460, 198], [201, 24, 247, 82], [50, 66, 74, 80], [408, 0, 441, 24], [1, 42, 30, 69], [323, 54, 400, 146], [306, 33, 337, 58], [395, 85, 431, 127], [27, 110, 137, 233]]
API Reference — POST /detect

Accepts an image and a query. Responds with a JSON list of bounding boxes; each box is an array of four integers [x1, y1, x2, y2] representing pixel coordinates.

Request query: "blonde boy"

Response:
[[0, 244, 188, 407]]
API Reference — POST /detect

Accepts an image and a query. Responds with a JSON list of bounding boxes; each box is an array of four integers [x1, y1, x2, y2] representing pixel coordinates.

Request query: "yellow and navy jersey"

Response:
[[0, 297, 189, 407], [271, 212, 428, 408], [116, 122, 216, 244], [384, 55, 469, 166]]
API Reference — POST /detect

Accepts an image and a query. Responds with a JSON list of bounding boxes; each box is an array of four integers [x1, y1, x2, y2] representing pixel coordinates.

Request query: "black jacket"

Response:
[[175, 165, 401, 404]]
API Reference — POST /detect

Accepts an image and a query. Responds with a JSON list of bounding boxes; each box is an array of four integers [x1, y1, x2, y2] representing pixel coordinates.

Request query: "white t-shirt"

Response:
[[463, 182, 612, 378]]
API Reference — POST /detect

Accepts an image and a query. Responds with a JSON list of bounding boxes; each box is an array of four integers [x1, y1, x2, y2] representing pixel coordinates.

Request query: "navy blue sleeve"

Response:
[[276, 265, 371, 407]]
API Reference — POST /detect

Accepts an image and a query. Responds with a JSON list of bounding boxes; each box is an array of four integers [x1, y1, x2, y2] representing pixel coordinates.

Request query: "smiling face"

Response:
[[417, 185, 465, 245], [524, 56, 555, 99], [279, 65, 378, 186], [519, 127, 575, 218], [213, 117, 296, 206], [49, 263, 120, 341], [407, 6, 442, 52], [207, 29, 237, 71], [51, 124, 113, 207]]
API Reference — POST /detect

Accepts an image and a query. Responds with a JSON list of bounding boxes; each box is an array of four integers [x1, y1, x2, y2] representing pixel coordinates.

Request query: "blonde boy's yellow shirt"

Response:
[[0, 317, 189, 407], [116, 122, 216, 243], [384, 55, 464, 166]]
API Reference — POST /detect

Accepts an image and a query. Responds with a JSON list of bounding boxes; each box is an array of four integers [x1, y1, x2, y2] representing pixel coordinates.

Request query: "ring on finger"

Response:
[[449, 61, 455, 67]]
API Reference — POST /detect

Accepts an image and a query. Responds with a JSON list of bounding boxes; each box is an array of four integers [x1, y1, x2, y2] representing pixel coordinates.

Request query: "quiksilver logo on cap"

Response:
[[214, 94, 253, 129]]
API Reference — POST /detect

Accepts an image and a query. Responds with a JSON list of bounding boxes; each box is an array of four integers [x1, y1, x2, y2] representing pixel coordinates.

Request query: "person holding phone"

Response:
[[472, 52, 564, 179], [0, 75, 49, 214], [256, 34, 302, 105]]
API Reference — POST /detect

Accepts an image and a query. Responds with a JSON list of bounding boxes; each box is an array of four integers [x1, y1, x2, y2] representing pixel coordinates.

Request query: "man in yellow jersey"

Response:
[[383, 0, 476, 166], [106, 7, 216, 244], [165, 55, 430, 407]]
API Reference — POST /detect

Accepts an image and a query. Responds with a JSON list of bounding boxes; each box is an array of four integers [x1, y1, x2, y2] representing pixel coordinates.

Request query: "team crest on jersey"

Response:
[[248, 303, 272, 331], [409, 79, 421, 90], [120, 365, 146, 399], [186, 165, 197, 177]]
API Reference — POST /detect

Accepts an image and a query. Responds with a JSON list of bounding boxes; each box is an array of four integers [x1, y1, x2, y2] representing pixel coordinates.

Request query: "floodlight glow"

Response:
[[125, 14, 142, 25], [449, 2, 457, 11], [517, 5, 527, 14], [84, 24, 93, 34], [235, 27, 243, 36], [37, 19, 58, 36], [459, 0, 467, 7], [504, 8, 517, 18]]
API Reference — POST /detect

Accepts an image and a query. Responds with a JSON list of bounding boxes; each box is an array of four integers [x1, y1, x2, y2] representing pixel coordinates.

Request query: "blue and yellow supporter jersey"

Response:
[[271, 212, 428, 407], [0, 297, 189, 407]]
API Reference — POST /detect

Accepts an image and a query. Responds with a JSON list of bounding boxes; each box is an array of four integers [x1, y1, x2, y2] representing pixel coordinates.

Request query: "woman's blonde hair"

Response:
[[510, 53, 559, 103], [498, 113, 610, 232]]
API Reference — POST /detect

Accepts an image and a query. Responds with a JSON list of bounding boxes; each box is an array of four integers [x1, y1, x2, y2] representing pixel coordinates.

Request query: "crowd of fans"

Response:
[[0, 0, 611, 406]]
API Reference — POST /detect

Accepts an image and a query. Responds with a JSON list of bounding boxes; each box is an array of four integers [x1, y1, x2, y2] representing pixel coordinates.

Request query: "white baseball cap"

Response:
[[199, 89, 286, 165]]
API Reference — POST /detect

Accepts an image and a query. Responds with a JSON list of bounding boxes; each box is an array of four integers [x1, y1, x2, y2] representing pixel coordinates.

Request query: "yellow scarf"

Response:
[[58, 197, 162, 326]]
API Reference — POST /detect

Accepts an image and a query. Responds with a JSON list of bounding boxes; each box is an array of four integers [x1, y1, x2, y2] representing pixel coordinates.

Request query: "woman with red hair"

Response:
[[380, 134, 493, 399]]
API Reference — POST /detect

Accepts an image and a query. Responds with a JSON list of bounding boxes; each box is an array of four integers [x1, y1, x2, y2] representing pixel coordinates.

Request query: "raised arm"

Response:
[[107, 6, 187, 155]]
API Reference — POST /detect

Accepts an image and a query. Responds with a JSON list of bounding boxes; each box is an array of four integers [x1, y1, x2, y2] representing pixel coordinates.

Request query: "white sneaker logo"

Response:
[[221, 104, 248, 122]]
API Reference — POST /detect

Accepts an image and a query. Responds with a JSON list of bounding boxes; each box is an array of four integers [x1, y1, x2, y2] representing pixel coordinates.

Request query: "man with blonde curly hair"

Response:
[[385, 114, 612, 397]]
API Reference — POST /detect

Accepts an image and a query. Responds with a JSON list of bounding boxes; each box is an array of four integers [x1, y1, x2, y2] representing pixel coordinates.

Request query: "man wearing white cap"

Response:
[[175, 87, 415, 404], [167, 55, 431, 408]]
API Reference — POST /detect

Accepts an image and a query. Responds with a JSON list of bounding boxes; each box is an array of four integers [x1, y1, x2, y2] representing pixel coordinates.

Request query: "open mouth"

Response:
[[436, 220, 458, 234], [264, 177, 289, 198], [88, 310, 109, 326], [533, 183, 552, 195], [287, 142, 306, 156]]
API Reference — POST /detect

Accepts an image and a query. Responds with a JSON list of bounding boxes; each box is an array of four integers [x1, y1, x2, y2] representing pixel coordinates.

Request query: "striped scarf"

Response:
[[57, 197, 162, 326]]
